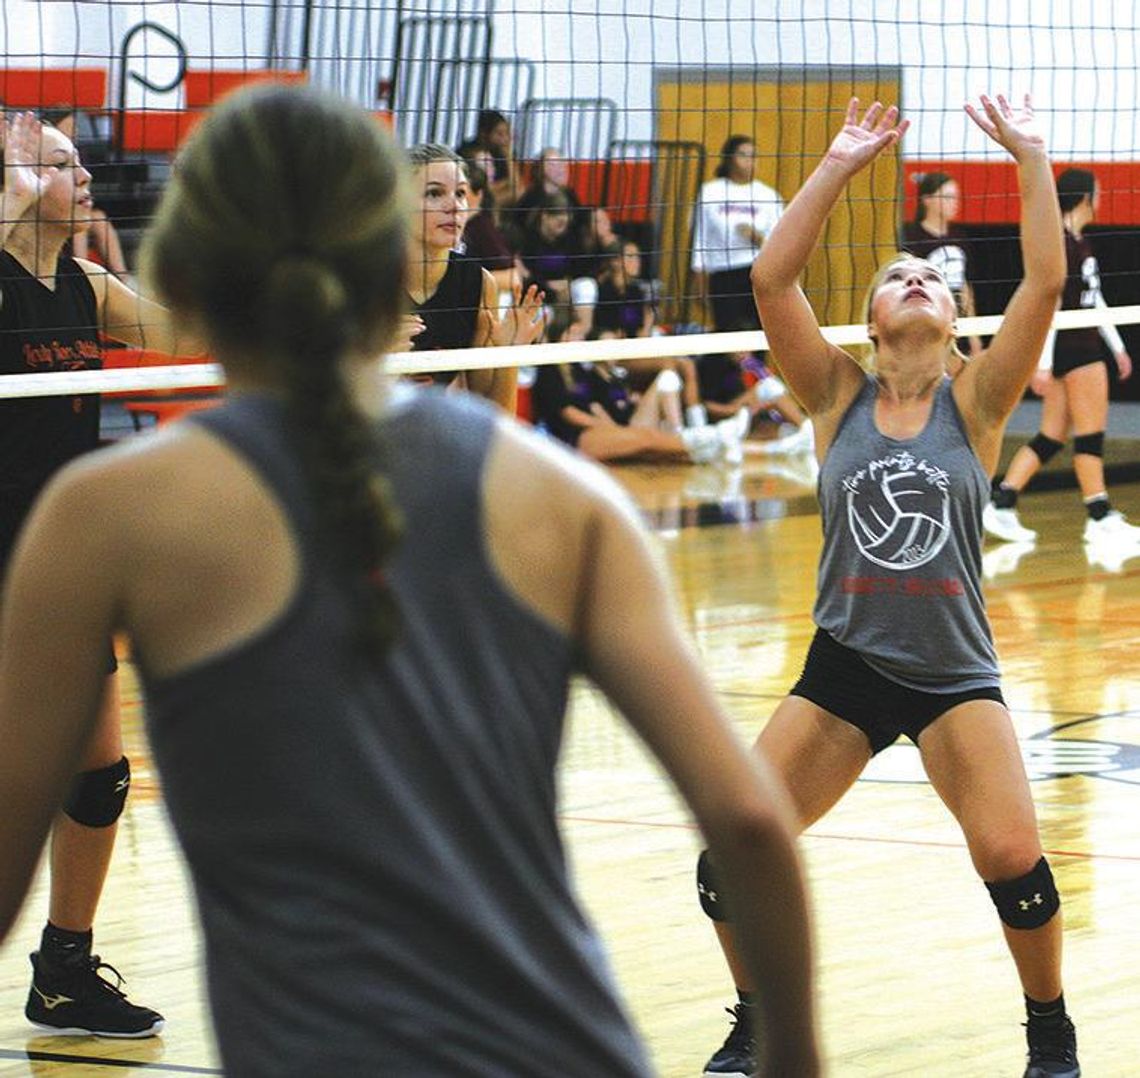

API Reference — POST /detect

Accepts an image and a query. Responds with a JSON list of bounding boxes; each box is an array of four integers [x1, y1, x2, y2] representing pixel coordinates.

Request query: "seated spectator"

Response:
[[461, 164, 523, 297], [594, 239, 653, 339], [457, 109, 520, 207], [518, 192, 593, 340], [697, 330, 814, 455], [592, 240, 708, 429], [579, 206, 621, 277], [532, 340, 749, 465], [512, 147, 588, 245], [40, 107, 129, 279]]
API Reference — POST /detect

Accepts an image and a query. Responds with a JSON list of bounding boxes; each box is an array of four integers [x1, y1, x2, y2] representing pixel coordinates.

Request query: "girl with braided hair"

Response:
[[0, 85, 819, 1077]]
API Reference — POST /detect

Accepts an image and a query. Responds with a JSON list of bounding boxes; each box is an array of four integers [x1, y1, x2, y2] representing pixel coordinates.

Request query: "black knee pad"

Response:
[[985, 856, 1060, 930], [697, 849, 730, 922], [1073, 431, 1105, 458], [1027, 433, 1065, 464], [63, 756, 130, 828]]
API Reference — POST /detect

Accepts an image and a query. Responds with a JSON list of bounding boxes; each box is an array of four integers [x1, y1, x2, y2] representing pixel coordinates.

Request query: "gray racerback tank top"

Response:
[[139, 388, 651, 1077], [813, 375, 1000, 692]]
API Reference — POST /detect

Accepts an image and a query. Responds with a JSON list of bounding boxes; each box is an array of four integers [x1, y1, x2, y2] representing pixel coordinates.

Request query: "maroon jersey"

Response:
[[1052, 229, 1106, 370]]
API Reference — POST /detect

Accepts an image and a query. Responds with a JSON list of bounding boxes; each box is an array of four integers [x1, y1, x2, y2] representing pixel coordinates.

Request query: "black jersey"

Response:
[[1052, 229, 1106, 370], [899, 222, 972, 315], [0, 250, 102, 497], [409, 252, 483, 387]]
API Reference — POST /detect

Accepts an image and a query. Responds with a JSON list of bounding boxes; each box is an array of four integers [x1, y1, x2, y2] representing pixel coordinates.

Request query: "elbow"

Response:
[[1042, 270, 1066, 301], [708, 799, 794, 861], [749, 258, 779, 299]]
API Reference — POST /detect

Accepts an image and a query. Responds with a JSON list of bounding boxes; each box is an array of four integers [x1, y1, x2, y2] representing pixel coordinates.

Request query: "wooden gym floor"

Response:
[[1, 439, 1138, 1077]]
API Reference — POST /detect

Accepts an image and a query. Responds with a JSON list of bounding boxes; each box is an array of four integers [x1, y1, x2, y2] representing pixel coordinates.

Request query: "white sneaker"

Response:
[[758, 419, 814, 457], [680, 425, 720, 464], [982, 540, 1035, 580], [1086, 539, 1140, 573], [982, 502, 1037, 543], [1083, 509, 1140, 544], [715, 408, 751, 465]]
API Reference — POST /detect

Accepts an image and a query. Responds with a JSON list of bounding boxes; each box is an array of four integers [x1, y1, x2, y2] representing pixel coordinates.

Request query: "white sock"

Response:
[[685, 403, 708, 428]]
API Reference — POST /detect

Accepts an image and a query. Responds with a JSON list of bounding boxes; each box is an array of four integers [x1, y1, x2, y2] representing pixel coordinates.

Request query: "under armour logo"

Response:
[[698, 882, 719, 904], [1018, 893, 1044, 911], [33, 986, 75, 1011], [114, 776, 130, 793]]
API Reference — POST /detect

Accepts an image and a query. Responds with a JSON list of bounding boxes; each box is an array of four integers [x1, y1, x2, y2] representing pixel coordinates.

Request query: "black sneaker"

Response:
[[25, 951, 165, 1038], [1024, 1014, 1080, 1077], [703, 1003, 756, 1078]]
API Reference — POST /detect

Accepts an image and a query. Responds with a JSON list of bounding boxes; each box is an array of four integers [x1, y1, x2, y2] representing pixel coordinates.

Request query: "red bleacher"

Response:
[[0, 67, 107, 109], [182, 68, 307, 109]]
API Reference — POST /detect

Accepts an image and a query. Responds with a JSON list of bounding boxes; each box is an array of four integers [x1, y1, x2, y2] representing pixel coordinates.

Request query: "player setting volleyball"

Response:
[[695, 95, 1080, 1078]]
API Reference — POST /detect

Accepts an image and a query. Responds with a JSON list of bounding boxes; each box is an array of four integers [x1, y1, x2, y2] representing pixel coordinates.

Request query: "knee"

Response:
[[1072, 431, 1105, 458], [973, 833, 1042, 883], [1027, 432, 1065, 464], [697, 849, 731, 922], [984, 856, 1060, 930], [63, 756, 130, 828]]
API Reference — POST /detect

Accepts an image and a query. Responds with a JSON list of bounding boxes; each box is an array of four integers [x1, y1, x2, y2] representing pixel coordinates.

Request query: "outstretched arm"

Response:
[[575, 489, 820, 1077], [750, 99, 909, 415], [961, 95, 1064, 427], [78, 260, 207, 356]]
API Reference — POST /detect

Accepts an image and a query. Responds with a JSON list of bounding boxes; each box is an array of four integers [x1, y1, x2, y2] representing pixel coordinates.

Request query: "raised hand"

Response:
[[1, 111, 54, 208], [964, 94, 1046, 161], [823, 98, 909, 176], [390, 314, 425, 353], [493, 283, 546, 347]]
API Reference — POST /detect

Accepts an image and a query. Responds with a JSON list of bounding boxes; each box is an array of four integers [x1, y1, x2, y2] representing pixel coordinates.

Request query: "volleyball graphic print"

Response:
[[844, 451, 952, 569]]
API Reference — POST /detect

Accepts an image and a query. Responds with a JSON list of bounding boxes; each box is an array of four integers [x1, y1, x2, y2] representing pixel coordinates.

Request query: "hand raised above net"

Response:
[[964, 93, 1047, 162], [822, 98, 909, 177], [1, 112, 55, 209]]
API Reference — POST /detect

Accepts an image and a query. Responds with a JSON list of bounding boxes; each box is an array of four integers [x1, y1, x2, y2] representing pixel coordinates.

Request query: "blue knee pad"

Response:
[[697, 849, 730, 922], [63, 756, 130, 828], [1027, 433, 1065, 464], [985, 856, 1060, 929], [1073, 431, 1105, 458]]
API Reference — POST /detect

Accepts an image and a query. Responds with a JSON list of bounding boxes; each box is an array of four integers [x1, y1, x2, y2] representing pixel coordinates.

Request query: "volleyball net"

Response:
[[3, 1, 1140, 405]]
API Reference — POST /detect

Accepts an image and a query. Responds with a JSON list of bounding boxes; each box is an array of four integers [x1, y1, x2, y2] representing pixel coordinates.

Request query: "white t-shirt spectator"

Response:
[[691, 177, 785, 274]]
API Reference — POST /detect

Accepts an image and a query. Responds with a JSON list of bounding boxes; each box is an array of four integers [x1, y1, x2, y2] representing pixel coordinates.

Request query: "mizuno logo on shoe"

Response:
[[32, 986, 75, 1010]]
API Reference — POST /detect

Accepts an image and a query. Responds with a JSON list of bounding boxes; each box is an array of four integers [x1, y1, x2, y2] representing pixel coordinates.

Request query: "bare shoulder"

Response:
[[486, 417, 639, 528], [71, 256, 111, 284], [482, 418, 646, 634], [45, 424, 217, 529]]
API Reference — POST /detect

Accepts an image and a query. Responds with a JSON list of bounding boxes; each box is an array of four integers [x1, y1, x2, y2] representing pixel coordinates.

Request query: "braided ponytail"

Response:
[[141, 84, 410, 653]]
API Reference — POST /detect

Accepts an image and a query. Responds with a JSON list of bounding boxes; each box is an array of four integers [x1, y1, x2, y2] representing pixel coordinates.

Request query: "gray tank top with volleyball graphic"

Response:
[[813, 375, 1000, 692]]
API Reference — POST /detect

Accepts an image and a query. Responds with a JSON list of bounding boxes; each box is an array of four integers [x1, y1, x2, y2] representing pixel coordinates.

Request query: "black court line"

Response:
[[0, 1047, 222, 1074]]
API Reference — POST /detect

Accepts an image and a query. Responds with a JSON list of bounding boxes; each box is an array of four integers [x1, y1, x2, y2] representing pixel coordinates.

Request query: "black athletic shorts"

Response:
[[1053, 351, 1106, 379], [790, 627, 1004, 755]]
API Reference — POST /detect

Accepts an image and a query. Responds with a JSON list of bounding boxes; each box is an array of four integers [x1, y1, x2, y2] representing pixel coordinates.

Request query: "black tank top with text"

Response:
[[0, 250, 102, 495]]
